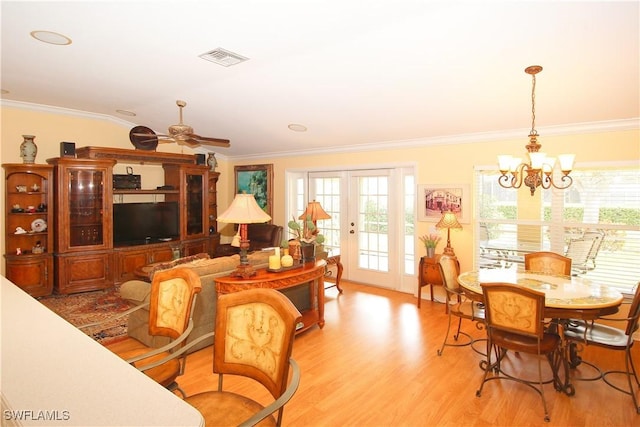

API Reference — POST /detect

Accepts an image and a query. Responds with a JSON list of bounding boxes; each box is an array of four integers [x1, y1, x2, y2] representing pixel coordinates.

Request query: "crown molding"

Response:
[[2, 99, 637, 161], [1, 99, 136, 128], [231, 118, 640, 161]]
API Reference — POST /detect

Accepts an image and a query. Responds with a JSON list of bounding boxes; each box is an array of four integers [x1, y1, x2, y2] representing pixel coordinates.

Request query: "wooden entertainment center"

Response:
[[3, 147, 220, 296]]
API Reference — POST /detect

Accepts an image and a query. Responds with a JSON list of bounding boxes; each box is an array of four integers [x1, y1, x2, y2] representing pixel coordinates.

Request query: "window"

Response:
[[475, 164, 640, 293]]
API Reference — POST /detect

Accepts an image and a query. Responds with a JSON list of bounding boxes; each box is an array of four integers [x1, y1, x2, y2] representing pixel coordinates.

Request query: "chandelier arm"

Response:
[[498, 170, 522, 189], [549, 175, 573, 190]]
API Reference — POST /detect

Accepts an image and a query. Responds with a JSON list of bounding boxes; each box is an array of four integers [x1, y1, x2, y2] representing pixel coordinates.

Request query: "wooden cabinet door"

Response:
[[48, 158, 115, 253], [164, 164, 209, 241], [148, 245, 174, 264], [114, 247, 149, 284], [55, 252, 113, 294], [182, 239, 209, 257], [5, 255, 53, 297]]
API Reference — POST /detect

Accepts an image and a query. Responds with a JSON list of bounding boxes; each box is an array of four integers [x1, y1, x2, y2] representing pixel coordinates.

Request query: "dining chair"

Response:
[[81, 267, 202, 398], [563, 283, 640, 414], [564, 230, 604, 276], [185, 288, 302, 427], [476, 282, 563, 423], [436, 255, 485, 356], [524, 251, 572, 276]]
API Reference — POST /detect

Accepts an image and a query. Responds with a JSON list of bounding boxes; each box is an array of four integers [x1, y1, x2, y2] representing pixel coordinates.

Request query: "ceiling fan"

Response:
[[129, 100, 230, 150]]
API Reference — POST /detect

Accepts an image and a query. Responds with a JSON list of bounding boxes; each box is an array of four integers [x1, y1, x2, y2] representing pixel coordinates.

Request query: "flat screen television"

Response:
[[113, 202, 180, 246]]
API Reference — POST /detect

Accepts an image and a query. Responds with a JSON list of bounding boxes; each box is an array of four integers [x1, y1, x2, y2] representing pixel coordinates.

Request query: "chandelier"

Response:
[[497, 65, 575, 196]]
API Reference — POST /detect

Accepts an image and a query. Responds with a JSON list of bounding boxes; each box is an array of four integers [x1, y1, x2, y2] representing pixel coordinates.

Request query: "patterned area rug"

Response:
[[38, 286, 133, 345]]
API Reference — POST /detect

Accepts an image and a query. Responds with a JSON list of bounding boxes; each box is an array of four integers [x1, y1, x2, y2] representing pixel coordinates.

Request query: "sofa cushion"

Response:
[[120, 279, 153, 304], [185, 255, 240, 277]]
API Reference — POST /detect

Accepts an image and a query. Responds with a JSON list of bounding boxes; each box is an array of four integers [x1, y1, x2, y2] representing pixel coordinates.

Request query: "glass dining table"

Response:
[[457, 268, 624, 395]]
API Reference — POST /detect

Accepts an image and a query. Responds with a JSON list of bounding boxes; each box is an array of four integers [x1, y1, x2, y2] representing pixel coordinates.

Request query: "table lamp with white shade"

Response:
[[217, 193, 271, 278]]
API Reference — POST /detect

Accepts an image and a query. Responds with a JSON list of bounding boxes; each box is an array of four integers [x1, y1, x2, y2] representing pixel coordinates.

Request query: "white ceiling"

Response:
[[1, 1, 638, 158]]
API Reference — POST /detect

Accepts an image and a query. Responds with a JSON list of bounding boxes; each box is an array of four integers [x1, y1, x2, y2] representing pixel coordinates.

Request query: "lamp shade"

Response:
[[435, 211, 462, 230], [217, 194, 271, 224], [298, 200, 331, 221]]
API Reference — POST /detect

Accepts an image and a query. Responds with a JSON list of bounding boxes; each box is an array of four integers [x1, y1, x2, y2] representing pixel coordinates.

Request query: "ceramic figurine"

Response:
[[207, 153, 218, 171]]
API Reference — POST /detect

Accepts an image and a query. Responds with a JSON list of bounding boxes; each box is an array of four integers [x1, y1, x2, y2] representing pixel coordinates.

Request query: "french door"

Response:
[[309, 169, 399, 289]]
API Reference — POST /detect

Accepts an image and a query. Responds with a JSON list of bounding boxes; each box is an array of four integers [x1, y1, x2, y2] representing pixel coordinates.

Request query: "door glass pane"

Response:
[[69, 169, 104, 247], [404, 174, 415, 275], [358, 176, 389, 272], [312, 177, 341, 255]]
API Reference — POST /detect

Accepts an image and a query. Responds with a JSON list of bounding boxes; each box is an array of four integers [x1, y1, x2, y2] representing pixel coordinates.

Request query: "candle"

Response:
[[275, 247, 280, 258], [281, 249, 294, 268], [269, 255, 281, 270]]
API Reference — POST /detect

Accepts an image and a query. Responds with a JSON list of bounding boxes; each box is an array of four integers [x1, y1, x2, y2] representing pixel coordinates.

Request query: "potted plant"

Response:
[[419, 232, 441, 258], [288, 215, 325, 262]]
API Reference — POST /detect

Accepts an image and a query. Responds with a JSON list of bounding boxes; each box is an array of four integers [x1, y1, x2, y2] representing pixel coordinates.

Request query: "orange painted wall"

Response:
[[1, 105, 638, 276]]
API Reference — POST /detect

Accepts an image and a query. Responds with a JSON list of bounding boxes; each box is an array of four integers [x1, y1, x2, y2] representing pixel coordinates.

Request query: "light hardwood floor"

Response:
[[176, 281, 639, 426]]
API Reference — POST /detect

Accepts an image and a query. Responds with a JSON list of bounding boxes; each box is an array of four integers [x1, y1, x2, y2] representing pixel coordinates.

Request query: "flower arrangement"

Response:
[[288, 215, 325, 245], [419, 232, 441, 249]]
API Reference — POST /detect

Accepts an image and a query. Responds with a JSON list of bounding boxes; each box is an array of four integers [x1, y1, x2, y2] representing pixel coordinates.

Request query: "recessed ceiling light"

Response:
[[30, 30, 72, 45], [288, 124, 307, 132], [116, 109, 137, 117]]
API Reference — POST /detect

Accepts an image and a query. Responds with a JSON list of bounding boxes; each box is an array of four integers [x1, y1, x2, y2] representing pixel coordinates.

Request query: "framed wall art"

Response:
[[417, 183, 470, 224], [234, 164, 273, 218]]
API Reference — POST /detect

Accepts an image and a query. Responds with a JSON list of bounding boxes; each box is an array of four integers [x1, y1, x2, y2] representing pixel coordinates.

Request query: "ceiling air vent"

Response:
[[199, 48, 249, 67]]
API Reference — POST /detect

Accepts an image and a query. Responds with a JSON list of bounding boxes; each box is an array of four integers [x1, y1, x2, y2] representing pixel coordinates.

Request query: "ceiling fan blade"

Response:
[[191, 134, 231, 147]]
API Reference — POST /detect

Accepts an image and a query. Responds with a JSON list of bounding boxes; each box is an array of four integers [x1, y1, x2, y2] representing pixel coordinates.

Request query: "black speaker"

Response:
[[60, 141, 75, 157], [195, 154, 206, 165]]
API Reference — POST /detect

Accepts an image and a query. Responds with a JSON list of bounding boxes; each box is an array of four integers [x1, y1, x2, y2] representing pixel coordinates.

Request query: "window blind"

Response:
[[474, 164, 640, 293]]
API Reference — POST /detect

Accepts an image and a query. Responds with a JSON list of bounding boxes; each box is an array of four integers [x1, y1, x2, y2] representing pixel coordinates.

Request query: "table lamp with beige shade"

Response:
[[218, 193, 271, 278], [436, 211, 462, 258]]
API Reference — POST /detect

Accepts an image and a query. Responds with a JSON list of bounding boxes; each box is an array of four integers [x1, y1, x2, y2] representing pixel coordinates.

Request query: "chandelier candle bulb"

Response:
[[558, 154, 576, 173]]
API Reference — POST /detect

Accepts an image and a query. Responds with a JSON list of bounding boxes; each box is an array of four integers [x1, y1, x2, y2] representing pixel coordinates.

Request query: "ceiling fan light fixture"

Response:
[[199, 48, 249, 67]]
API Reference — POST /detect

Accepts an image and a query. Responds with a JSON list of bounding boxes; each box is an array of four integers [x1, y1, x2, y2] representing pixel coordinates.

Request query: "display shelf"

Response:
[[3, 163, 55, 296]]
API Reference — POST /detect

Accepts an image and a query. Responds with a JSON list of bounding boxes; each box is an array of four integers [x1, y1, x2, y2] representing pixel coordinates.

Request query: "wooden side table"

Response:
[[324, 254, 344, 293], [418, 255, 444, 309], [215, 260, 326, 334]]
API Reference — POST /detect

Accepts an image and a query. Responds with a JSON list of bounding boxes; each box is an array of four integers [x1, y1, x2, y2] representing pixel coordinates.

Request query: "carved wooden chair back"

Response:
[[186, 288, 303, 426], [438, 255, 461, 295], [481, 282, 546, 339], [148, 267, 202, 339], [477, 282, 561, 422], [524, 251, 572, 276], [214, 288, 301, 397]]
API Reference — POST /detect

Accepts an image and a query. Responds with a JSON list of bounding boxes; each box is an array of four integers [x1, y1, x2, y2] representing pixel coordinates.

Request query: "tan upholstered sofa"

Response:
[[119, 251, 271, 353]]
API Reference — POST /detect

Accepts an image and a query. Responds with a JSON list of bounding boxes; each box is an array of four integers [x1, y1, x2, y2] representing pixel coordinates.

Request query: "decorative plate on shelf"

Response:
[[129, 125, 159, 151], [31, 218, 47, 233]]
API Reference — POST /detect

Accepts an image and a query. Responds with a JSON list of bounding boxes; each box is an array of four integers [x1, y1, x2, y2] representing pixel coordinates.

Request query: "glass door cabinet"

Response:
[[164, 164, 209, 256], [48, 158, 115, 294]]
